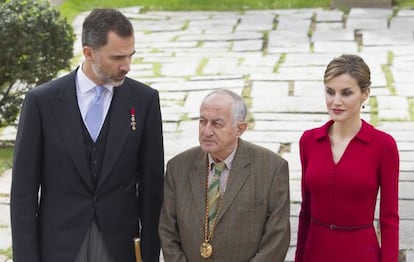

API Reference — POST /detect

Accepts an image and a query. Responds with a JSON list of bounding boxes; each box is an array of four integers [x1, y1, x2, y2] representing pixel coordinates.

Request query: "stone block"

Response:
[[407, 249, 414, 262], [400, 220, 414, 250]]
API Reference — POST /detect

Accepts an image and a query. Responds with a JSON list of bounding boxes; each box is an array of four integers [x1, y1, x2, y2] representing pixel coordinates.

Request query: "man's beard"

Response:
[[92, 61, 125, 87]]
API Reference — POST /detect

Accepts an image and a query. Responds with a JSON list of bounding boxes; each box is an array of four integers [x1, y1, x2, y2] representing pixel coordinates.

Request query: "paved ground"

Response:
[[1, 6, 414, 262]]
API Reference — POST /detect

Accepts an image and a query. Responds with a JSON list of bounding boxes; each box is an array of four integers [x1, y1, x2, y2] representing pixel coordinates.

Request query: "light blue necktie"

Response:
[[85, 86, 105, 142]]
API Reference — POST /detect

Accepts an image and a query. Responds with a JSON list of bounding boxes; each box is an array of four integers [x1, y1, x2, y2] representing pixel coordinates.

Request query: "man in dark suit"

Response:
[[10, 8, 164, 262], [159, 90, 290, 262]]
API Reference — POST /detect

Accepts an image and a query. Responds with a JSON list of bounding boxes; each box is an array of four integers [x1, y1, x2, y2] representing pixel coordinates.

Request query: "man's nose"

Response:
[[203, 124, 214, 136], [120, 57, 131, 72]]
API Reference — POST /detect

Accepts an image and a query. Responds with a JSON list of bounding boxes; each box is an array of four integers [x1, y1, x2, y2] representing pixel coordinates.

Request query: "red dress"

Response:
[[295, 120, 399, 262]]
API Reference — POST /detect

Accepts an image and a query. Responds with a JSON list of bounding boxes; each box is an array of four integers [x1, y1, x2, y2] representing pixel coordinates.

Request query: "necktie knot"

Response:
[[214, 162, 226, 175], [94, 86, 105, 100]]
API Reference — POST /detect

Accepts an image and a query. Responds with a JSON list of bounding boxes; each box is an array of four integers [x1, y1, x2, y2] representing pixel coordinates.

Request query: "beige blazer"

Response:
[[159, 139, 290, 262]]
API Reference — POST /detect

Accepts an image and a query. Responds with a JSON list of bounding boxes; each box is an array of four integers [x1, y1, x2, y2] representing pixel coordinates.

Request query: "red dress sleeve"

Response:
[[378, 133, 399, 261], [295, 131, 311, 262]]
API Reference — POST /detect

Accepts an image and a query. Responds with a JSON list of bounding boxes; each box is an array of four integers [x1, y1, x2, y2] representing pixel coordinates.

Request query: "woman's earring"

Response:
[[362, 103, 365, 109]]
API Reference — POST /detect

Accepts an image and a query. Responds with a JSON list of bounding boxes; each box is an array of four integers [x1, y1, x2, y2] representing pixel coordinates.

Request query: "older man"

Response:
[[159, 89, 290, 262]]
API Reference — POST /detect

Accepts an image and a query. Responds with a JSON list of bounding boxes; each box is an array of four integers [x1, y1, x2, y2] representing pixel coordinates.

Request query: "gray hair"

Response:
[[202, 89, 247, 124]]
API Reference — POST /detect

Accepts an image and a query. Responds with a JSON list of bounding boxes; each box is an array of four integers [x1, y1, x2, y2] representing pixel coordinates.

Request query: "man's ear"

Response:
[[236, 122, 248, 137], [83, 46, 93, 61]]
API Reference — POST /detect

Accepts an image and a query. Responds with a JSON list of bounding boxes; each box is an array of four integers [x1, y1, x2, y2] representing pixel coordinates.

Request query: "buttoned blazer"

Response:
[[159, 139, 290, 262], [11, 69, 164, 262]]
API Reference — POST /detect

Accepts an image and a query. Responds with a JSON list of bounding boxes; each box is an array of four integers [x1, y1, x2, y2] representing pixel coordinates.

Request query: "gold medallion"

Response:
[[200, 242, 213, 258]]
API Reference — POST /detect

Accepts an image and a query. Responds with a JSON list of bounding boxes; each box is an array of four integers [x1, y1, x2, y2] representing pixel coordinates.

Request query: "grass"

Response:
[[0, 147, 13, 176], [0, 246, 12, 257], [369, 97, 379, 126], [57, 0, 414, 21], [196, 58, 209, 75], [0, 247, 12, 259], [58, 0, 331, 21], [381, 64, 397, 95], [409, 97, 414, 121], [394, 0, 414, 6]]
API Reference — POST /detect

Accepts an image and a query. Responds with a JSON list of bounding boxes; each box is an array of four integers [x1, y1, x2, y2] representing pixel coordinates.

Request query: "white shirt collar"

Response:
[[77, 64, 114, 94], [208, 145, 237, 171]]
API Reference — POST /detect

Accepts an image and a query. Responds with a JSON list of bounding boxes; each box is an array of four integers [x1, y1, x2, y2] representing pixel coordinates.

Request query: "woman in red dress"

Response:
[[294, 54, 399, 262]]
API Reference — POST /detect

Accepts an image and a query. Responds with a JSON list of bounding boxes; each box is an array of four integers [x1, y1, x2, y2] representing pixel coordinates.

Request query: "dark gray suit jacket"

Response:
[[159, 139, 290, 262], [11, 69, 164, 262]]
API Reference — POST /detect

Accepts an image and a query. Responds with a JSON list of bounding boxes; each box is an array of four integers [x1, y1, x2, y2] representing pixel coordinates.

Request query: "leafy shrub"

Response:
[[0, 0, 75, 127]]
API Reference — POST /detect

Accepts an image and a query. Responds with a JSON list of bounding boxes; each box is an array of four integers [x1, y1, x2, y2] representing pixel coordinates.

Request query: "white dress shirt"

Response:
[[208, 146, 237, 194], [76, 66, 114, 134]]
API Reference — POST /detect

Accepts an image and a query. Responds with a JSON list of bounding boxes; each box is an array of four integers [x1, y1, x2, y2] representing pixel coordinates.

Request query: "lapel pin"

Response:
[[130, 107, 136, 131]]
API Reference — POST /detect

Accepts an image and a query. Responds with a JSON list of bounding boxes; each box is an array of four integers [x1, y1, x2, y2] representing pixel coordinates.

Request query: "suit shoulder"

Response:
[[168, 146, 203, 166], [124, 77, 158, 96], [243, 140, 287, 165], [25, 71, 76, 104], [28, 71, 75, 96]]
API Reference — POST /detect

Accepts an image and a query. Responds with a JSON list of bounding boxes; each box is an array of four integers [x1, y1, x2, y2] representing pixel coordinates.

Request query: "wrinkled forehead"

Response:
[[201, 93, 234, 109], [200, 97, 234, 119]]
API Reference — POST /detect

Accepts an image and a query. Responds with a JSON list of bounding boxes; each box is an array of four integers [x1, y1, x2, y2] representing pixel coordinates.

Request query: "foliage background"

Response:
[[0, 0, 75, 127]]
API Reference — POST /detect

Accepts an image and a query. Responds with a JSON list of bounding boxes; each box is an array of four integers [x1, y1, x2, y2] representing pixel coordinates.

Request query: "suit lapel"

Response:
[[49, 71, 93, 188], [188, 151, 209, 224], [216, 140, 251, 223], [97, 82, 134, 189]]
